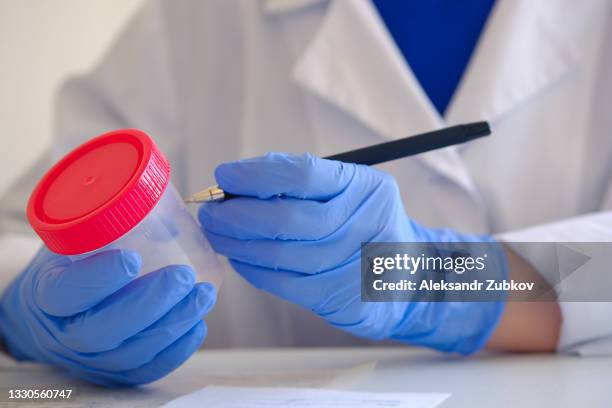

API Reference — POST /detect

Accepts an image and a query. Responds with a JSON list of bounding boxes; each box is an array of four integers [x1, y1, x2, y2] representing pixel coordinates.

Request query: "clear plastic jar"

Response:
[[27, 129, 223, 287], [70, 183, 223, 287]]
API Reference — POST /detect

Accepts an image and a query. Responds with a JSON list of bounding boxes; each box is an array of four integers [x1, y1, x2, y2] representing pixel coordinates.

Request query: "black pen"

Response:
[[184, 121, 490, 203]]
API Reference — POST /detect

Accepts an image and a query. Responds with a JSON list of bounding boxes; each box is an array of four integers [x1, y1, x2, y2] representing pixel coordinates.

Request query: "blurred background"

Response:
[[0, 0, 144, 195]]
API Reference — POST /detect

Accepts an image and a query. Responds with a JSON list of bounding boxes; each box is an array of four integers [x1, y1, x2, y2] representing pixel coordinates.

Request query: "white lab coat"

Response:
[[2, 0, 612, 354]]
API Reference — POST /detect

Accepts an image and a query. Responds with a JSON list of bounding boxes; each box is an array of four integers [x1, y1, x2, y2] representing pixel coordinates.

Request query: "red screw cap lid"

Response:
[[27, 129, 171, 255]]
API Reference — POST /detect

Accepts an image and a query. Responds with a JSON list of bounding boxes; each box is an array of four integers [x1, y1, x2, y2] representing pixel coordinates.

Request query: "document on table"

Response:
[[162, 386, 450, 408]]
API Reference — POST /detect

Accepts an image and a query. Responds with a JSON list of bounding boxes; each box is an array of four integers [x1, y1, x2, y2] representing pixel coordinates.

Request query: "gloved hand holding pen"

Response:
[[199, 152, 507, 354], [0, 248, 215, 387]]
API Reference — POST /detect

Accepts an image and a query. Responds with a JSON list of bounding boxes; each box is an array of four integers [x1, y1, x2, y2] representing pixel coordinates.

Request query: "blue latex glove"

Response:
[[199, 152, 506, 355], [0, 247, 215, 387]]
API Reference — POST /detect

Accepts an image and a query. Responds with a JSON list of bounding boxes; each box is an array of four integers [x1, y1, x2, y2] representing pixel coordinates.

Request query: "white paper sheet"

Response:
[[162, 386, 450, 408]]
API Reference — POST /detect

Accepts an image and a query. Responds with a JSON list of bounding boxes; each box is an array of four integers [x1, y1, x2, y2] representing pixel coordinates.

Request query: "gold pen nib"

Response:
[[184, 185, 226, 204]]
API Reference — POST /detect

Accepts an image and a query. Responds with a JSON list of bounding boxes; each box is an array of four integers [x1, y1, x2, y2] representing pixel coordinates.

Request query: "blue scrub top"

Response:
[[372, 0, 496, 116]]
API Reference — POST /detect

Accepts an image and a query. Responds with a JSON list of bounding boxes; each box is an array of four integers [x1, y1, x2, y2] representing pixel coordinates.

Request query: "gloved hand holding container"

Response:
[[27, 129, 223, 287]]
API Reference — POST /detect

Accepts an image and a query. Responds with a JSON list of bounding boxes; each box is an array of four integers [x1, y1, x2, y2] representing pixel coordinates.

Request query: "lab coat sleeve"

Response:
[[53, 0, 182, 157], [498, 211, 612, 356], [0, 148, 51, 295], [0, 0, 192, 294]]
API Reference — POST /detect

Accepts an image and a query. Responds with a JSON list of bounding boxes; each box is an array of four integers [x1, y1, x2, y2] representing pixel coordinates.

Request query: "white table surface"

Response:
[[2, 347, 611, 407]]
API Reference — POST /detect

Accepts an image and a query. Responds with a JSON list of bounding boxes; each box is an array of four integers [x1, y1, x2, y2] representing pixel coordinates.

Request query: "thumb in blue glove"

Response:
[[0, 247, 215, 387], [199, 152, 506, 355]]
